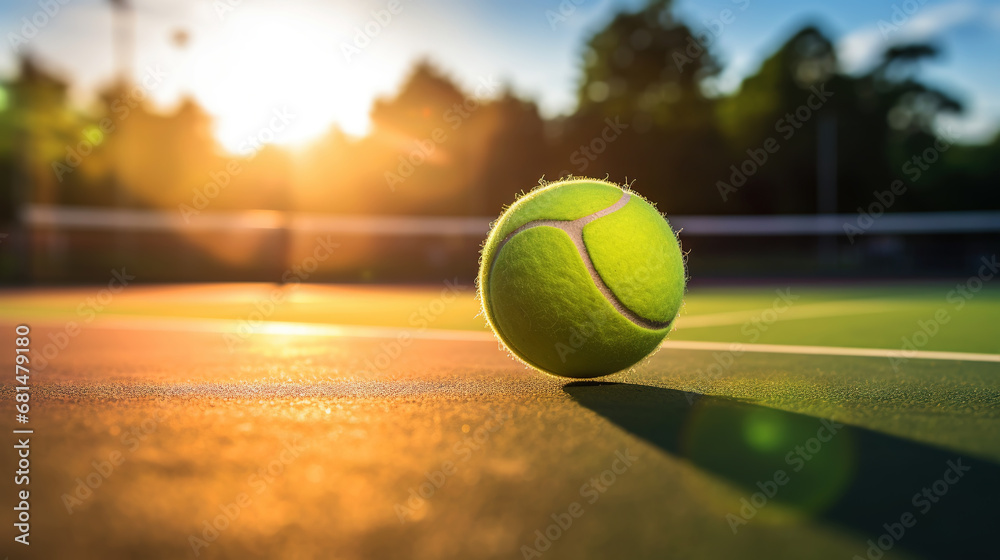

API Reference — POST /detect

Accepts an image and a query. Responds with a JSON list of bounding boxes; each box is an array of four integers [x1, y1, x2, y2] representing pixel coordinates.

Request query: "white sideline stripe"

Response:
[[26, 314, 999, 363], [661, 340, 1000, 363], [675, 299, 902, 328], [23, 205, 1000, 236]]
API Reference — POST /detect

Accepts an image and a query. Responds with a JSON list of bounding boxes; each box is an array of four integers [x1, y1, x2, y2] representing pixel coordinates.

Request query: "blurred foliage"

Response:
[[0, 0, 997, 221]]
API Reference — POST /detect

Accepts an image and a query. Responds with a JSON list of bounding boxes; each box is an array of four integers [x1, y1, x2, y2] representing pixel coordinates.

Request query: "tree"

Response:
[[564, 0, 730, 214]]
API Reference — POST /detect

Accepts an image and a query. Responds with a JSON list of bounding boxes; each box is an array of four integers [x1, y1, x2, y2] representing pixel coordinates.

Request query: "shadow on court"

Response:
[[564, 381, 999, 560]]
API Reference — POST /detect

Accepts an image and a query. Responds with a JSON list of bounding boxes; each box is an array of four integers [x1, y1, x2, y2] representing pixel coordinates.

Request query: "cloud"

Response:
[[904, 1, 978, 37], [838, 28, 885, 73], [990, 4, 1000, 28], [837, 1, 988, 72], [936, 111, 999, 144]]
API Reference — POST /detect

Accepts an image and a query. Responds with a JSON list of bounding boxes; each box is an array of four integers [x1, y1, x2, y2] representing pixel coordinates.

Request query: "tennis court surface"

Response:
[[2, 282, 998, 560]]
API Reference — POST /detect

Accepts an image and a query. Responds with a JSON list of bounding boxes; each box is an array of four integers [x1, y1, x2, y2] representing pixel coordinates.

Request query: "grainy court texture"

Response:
[[1, 284, 998, 560]]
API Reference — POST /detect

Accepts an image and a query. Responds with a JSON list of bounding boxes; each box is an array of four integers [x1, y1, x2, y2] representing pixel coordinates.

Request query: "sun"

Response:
[[186, 8, 392, 154]]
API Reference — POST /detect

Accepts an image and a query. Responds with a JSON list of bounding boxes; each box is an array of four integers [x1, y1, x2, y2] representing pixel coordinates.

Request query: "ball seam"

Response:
[[488, 192, 672, 331]]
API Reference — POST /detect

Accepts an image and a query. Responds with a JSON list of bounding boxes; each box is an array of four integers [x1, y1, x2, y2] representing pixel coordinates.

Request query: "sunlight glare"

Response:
[[189, 8, 388, 153]]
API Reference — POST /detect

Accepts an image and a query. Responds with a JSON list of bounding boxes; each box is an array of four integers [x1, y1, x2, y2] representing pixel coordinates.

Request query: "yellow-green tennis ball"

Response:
[[478, 178, 686, 378]]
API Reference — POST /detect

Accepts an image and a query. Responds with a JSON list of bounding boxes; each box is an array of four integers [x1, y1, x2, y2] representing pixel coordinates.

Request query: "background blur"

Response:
[[1, 0, 998, 284]]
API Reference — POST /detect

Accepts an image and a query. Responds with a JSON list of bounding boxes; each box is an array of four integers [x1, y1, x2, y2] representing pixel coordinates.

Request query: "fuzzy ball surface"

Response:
[[478, 178, 686, 378]]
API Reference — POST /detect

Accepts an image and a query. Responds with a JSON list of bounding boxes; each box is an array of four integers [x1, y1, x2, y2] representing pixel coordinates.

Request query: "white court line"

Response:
[[19, 314, 999, 364], [660, 340, 1000, 363]]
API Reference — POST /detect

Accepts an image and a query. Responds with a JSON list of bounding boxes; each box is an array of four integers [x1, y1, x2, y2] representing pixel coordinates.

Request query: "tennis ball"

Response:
[[478, 178, 685, 378]]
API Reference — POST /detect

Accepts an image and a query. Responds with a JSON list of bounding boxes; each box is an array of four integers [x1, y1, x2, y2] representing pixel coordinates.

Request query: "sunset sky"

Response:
[[2, 0, 998, 151]]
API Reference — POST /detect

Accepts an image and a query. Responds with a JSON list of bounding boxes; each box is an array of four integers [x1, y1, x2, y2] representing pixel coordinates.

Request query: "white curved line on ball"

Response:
[[492, 192, 672, 331]]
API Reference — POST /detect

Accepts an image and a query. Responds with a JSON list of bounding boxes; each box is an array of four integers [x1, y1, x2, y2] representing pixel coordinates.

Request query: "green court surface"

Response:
[[1, 283, 998, 559], [3, 282, 999, 353]]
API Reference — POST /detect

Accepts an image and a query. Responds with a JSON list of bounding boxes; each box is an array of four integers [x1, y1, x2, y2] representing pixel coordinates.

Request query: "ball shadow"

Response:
[[564, 381, 999, 559]]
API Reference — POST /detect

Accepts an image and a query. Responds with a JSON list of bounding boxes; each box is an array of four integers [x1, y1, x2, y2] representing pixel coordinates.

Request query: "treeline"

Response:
[[1, 0, 997, 220]]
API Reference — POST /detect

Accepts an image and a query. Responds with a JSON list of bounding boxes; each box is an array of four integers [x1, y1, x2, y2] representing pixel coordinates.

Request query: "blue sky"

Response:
[[2, 0, 998, 147]]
